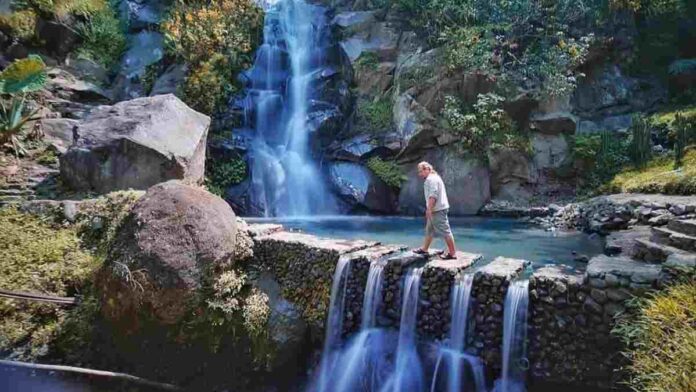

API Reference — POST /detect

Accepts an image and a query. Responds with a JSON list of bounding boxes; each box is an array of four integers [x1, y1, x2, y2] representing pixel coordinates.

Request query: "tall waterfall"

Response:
[[496, 280, 530, 392], [431, 274, 486, 392], [236, 0, 336, 216]]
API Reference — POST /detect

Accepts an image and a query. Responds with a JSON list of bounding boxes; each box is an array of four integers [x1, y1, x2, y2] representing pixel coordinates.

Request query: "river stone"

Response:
[[60, 94, 209, 193], [98, 181, 238, 330]]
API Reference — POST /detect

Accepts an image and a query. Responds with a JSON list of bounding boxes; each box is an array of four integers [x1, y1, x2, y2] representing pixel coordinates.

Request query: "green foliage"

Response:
[[0, 9, 38, 42], [75, 3, 126, 69], [355, 52, 379, 71], [607, 147, 696, 194], [572, 131, 631, 192], [367, 157, 406, 189], [629, 115, 653, 168], [356, 97, 393, 133], [206, 156, 248, 197], [673, 112, 695, 167], [162, 0, 263, 114], [442, 93, 526, 155], [0, 56, 47, 152], [0, 55, 47, 94], [399, 66, 435, 91], [0, 207, 99, 360], [440, 26, 494, 72], [612, 281, 696, 392]]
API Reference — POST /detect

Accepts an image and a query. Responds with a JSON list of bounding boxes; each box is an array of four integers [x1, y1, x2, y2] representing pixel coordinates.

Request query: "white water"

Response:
[[495, 280, 530, 392], [361, 260, 387, 330], [239, 0, 336, 216], [315, 255, 351, 392], [381, 267, 426, 392], [430, 274, 486, 392]]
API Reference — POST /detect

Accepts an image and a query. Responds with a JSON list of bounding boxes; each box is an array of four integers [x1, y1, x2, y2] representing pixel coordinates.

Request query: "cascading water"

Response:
[[236, 0, 336, 216], [431, 274, 486, 392], [361, 260, 386, 330], [315, 255, 351, 392], [495, 279, 530, 392], [381, 267, 426, 392]]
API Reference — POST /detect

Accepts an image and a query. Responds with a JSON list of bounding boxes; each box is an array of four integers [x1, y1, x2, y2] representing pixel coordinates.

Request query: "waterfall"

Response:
[[236, 0, 336, 216], [315, 255, 351, 392], [430, 274, 486, 392], [361, 260, 386, 330], [495, 280, 530, 392], [381, 267, 426, 392]]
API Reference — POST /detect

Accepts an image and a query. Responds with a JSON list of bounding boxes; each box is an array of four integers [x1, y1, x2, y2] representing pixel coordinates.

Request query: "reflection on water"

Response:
[[246, 216, 605, 268]]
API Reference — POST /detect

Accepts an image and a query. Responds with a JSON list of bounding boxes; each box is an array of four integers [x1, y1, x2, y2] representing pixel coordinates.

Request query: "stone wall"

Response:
[[471, 257, 528, 375], [247, 223, 690, 388]]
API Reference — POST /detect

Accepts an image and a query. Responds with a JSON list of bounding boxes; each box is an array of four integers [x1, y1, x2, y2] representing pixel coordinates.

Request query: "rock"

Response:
[[45, 67, 112, 103], [328, 161, 398, 214], [398, 149, 490, 215], [119, 0, 169, 31], [577, 114, 633, 134], [60, 94, 209, 193], [669, 204, 687, 216], [40, 118, 79, 154], [648, 214, 672, 226], [150, 63, 188, 96], [355, 61, 395, 95], [531, 132, 569, 169], [64, 55, 110, 87], [36, 20, 80, 58], [112, 31, 165, 100], [530, 111, 578, 134], [488, 148, 536, 202], [590, 288, 607, 304], [340, 22, 399, 62], [331, 11, 377, 35], [98, 181, 238, 329]]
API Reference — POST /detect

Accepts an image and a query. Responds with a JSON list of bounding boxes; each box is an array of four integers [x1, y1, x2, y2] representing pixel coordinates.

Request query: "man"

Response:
[[413, 161, 457, 259]]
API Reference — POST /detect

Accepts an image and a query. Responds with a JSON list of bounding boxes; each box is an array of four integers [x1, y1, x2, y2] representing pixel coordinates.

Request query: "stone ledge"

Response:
[[246, 223, 284, 238], [586, 255, 661, 286], [255, 230, 378, 254], [477, 256, 528, 279]]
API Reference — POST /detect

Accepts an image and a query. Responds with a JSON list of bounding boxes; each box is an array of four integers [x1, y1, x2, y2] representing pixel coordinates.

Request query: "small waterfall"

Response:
[[496, 280, 530, 392], [316, 259, 393, 392], [235, 0, 336, 216], [315, 255, 351, 392], [381, 267, 426, 392], [361, 260, 386, 330], [431, 274, 486, 392]]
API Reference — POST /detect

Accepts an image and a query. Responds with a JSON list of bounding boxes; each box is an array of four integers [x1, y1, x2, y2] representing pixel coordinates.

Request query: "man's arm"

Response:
[[427, 196, 436, 220]]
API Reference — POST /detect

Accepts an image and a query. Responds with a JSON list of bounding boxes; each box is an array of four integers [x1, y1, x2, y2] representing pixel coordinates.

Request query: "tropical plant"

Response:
[[0, 55, 47, 154], [629, 115, 653, 168], [673, 112, 695, 168]]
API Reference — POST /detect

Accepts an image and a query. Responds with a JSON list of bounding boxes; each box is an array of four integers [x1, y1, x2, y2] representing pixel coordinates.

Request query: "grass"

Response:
[[0, 207, 100, 360], [605, 147, 696, 195], [613, 282, 696, 392]]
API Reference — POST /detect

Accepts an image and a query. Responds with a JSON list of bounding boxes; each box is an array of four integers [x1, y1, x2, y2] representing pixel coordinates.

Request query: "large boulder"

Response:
[[328, 161, 398, 213], [99, 181, 238, 330], [488, 148, 536, 202], [59, 94, 209, 193], [398, 148, 490, 215]]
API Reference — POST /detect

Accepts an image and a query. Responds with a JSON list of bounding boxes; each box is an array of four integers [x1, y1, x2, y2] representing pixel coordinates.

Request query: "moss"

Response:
[[367, 157, 406, 189], [613, 281, 696, 392], [355, 52, 379, 71], [606, 147, 696, 195], [0, 207, 99, 360], [355, 97, 393, 134], [75, 190, 144, 254]]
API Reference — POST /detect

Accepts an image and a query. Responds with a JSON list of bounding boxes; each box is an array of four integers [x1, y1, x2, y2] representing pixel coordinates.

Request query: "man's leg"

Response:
[[421, 234, 434, 252], [444, 234, 456, 256]]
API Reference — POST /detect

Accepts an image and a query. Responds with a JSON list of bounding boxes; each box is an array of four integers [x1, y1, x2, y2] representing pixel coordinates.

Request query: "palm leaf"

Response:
[[0, 55, 47, 94]]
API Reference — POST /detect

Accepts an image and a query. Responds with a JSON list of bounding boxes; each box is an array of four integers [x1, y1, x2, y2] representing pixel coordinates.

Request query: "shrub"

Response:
[[442, 93, 525, 155], [205, 155, 248, 197], [0, 9, 38, 42], [355, 52, 379, 71], [440, 26, 494, 72], [672, 112, 695, 167], [366, 157, 406, 189], [573, 131, 631, 192], [0, 207, 99, 360], [356, 97, 393, 133], [612, 282, 696, 392], [74, 3, 126, 69], [162, 0, 263, 114], [629, 115, 653, 168]]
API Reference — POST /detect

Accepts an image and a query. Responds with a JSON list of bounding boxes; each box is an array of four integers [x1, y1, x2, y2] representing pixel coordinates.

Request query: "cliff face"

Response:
[[309, 0, 692, 215]]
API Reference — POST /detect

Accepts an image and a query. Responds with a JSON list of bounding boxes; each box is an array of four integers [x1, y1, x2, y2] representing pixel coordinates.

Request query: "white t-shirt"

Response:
[[424, 173, 450, 212]]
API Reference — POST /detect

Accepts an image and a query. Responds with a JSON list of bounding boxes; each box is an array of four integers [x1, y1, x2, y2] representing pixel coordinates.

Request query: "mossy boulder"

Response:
[[98, 181, 238, 331]]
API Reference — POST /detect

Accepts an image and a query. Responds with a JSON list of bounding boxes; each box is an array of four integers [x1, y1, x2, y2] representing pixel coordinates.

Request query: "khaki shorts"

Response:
[[425, 209, 452, 238]]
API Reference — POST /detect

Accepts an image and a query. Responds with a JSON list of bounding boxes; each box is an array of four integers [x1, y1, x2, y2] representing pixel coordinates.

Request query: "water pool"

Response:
[[246, 216, 605, 269]]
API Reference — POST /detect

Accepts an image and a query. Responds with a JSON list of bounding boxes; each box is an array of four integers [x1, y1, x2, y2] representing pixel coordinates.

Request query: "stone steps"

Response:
[[651, 227, 696, 252], [633, 238, 691, 264], [668, 219, 696, 237]]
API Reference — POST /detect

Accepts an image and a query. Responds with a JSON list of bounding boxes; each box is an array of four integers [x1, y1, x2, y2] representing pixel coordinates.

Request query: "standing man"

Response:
[[413, 161, 457, 259]]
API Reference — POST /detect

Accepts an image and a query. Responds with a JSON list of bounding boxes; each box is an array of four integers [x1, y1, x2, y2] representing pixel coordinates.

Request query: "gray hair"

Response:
[[417, 161, 436, 173]]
